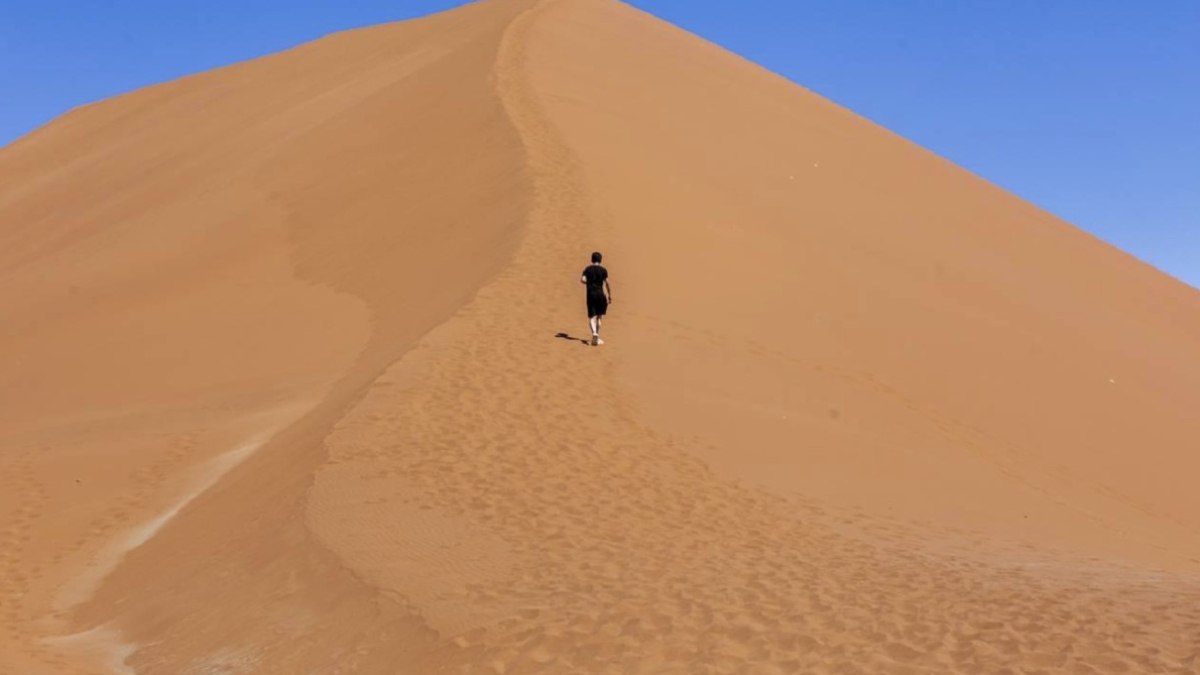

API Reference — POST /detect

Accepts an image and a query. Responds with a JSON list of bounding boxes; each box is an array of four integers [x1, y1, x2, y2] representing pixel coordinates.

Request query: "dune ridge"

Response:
[[2, 0, 1199, 673]]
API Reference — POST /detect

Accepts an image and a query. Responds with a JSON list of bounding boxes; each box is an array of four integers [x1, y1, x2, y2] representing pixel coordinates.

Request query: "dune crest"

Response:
[[2, 0, 1198, 672]]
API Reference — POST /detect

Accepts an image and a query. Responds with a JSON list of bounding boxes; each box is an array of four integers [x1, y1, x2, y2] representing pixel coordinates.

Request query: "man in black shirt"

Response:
[[580, 251, 612, 346]]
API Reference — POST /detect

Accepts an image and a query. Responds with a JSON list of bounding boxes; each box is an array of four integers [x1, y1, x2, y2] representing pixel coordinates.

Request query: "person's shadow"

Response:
[[555, 332, 591, 346]]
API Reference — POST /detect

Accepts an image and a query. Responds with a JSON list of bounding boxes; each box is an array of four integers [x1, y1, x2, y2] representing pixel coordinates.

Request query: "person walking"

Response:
[[580, 251, 612, 346]]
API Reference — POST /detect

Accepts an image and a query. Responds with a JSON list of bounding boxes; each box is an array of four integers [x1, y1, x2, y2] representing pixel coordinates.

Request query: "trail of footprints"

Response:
[[0, 448, 49, 640], [316, 2, 1200, 671], [56, 433, 198, 575], [0, 433, 200, 671], [0, 446, 62, 671], [335, 321, 1200, 673]]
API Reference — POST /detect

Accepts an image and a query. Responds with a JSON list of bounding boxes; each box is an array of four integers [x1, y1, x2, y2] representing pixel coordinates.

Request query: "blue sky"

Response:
[[2, 1, 1197, 288]]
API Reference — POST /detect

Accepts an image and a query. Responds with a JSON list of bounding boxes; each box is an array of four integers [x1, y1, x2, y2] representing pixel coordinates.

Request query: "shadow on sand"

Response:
[[555, 332, 592, 346]]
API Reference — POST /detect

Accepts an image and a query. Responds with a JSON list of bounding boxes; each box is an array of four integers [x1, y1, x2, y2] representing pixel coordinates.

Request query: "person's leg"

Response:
[[589, 316, 599, 337]]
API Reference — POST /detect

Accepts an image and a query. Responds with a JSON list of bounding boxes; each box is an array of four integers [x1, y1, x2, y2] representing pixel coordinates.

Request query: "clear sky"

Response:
[[2, 1, 1197, 288]]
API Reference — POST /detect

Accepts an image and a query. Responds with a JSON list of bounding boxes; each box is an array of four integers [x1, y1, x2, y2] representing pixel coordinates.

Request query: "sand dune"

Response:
[[2, 0, 1199, 672]]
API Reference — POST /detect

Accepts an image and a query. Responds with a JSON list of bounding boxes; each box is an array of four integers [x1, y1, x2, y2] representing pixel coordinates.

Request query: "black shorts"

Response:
[[587, 292, 608, 318]]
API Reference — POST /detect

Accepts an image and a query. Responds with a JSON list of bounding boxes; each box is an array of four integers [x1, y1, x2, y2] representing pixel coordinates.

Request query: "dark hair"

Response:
[[591, 251, 603, 263]]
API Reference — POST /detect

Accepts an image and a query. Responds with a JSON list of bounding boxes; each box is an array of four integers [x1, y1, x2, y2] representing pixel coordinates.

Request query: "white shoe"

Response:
[[594, 337, 604, 346]]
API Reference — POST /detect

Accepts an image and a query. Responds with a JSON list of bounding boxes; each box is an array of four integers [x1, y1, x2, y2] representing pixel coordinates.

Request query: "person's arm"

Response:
[[604, 279, 612, 303], [580, 270, 588, 285]]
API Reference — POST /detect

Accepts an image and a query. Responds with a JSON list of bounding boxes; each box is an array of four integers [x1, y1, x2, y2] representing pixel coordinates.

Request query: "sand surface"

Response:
[[2, 0, 1199, 673]]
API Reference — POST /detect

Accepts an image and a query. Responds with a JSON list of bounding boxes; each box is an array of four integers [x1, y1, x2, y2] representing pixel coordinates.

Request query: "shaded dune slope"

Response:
[[2, 0, 534, 671], [1, 0, 1198, 673]]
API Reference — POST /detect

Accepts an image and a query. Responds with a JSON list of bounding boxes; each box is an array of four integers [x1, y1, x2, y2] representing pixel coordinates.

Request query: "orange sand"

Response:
[[2, 0, 1198, 673]]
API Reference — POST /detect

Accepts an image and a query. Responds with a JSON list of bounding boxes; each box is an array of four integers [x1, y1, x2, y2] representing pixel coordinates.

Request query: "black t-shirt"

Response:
[[582, 264, 608, 295]]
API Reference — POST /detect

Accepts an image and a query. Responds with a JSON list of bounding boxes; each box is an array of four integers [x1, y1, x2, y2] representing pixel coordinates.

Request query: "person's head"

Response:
[[591, 251, 603, 264]]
